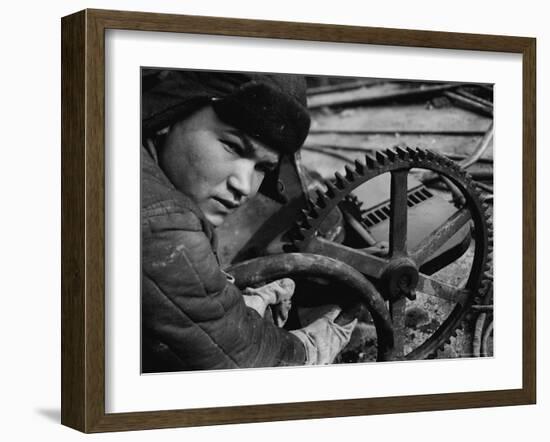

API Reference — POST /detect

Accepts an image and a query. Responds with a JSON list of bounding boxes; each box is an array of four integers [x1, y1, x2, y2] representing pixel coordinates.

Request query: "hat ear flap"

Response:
[[258, 161, 286, 203]]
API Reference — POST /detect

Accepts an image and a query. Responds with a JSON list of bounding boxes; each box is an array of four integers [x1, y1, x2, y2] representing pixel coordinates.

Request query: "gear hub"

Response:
[[288, 146, 493, 360]]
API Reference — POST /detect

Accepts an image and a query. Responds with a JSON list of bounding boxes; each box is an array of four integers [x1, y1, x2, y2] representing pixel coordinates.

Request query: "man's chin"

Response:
[[205, 212, 226, 227]]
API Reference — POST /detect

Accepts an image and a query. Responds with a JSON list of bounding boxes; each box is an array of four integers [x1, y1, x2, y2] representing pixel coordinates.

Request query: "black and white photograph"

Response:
[[141, 68, 494, 373], [2, 0, 545, 438]]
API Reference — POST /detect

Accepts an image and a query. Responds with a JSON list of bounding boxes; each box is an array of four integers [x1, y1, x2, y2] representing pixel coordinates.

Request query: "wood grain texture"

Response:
[[85, 9, 107, 433], [88, 8, 532, 52], [60, 8, 537, 433], [61, 10, 86, 431], [522, 37, 536, 404]]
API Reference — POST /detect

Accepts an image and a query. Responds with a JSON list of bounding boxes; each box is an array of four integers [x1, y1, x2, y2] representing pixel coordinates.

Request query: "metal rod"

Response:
[[441, 176, 466, 206], [307, 79, 382, 96], [444, 91, 494, 117], [341, 209, 378, 246], [481, 320, 494, 357], [308, 129, 486, 136], [456, 88, 494, 108], [475, 182, 494, 194], [416, 275, 467, 303], [411, 209, 471, 266], [460, 122, 494, 168], [472, 312, 487, 357], [389, 297, 407, 360], [390, 170, 409, 256], [309, 83, 465, 109]]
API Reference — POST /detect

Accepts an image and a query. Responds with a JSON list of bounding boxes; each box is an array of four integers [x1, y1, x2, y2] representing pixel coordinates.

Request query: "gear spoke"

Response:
[[411, 208, 472, 266], [390, 297, 407, 359], [416, 274, 470, 304], [390, 169, 409, 256], [303, 236, 387, 278], [290, 147, 493, 360]]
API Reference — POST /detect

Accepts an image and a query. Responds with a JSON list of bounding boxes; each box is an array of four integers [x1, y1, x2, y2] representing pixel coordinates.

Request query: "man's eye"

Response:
[[221, 140, 243, 155]]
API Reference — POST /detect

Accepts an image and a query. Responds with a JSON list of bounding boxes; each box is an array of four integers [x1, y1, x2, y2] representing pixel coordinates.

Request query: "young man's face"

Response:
[[158, 106, 279, 227]]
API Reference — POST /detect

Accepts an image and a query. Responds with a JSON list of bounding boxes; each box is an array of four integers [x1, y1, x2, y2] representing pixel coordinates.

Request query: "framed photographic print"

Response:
[[61, 9, 536, 433]]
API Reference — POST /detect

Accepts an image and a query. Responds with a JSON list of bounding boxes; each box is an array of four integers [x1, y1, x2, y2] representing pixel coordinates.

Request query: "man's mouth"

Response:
[[212, 197, 240, 211]]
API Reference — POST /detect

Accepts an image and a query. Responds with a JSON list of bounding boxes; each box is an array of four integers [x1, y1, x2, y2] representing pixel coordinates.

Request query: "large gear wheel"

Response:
[[288, 146, 493, 361]]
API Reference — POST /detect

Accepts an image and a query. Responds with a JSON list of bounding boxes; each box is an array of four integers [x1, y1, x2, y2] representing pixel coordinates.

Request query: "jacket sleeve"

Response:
[[141, 206, 307, 371]]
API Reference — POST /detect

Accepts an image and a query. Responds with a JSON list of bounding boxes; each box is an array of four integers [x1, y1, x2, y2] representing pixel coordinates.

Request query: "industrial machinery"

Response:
[[220, 145, 493, 362]]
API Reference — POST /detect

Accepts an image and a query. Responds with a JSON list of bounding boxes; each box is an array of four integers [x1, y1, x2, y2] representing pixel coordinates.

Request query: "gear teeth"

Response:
[[325, 180, 337, 197], [300, 209, 312, 228], [287, 225, 305, 242], [450, 160, 461, 171], [395, 146, 410, 160], [376, 151, 388, 165], [309, 206, 319, 219], [415, 148, 427, 159], [287, 226, 304, 242], [286, 143, 492, 361], [344, 165, 356, 181], [364, 154, 376, 168], [334, 172, 347, 189], [385, 149, 397, 161], [315, 189, 328, 208], [447, 160, 458, 171], [354, 159, 365, 174], [441, 156, 454, 167], [406, 146, 417, 158]]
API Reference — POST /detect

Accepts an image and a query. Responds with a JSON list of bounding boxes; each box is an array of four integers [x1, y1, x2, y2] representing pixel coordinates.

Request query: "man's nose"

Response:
[[227, 160, 259, 200]]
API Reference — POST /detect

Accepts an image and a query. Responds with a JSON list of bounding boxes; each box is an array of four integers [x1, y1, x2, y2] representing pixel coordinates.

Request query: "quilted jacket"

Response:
[[141, 144, 307, 372]]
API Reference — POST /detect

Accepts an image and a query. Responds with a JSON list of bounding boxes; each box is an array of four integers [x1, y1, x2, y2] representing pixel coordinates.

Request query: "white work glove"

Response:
[[290, 306, 357, 365], [243, 278, 295, 326]]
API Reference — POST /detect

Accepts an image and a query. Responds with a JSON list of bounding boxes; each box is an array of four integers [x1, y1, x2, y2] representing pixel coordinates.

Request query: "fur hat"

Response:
[[142, 69, 310, 154]]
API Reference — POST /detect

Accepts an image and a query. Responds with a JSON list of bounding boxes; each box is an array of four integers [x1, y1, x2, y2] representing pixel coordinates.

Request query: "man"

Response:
[[141, 69, 356, 372]]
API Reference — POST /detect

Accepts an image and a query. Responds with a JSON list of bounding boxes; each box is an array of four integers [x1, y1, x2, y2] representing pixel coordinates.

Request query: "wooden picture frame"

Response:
[[61, 8, 536, 433]]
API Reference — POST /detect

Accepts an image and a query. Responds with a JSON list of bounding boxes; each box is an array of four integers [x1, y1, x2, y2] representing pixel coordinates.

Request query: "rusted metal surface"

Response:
[[416, 274, 469, 304], [444, 90, 494, 117], [390, 297, 407, 360], [217, 79, 494, 361], [226, 253, 394, 361], [302, 236, 387, 278], [411, 209, 472, 266], [390, 170, 409, 256], [290, 147, 492, 360]]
